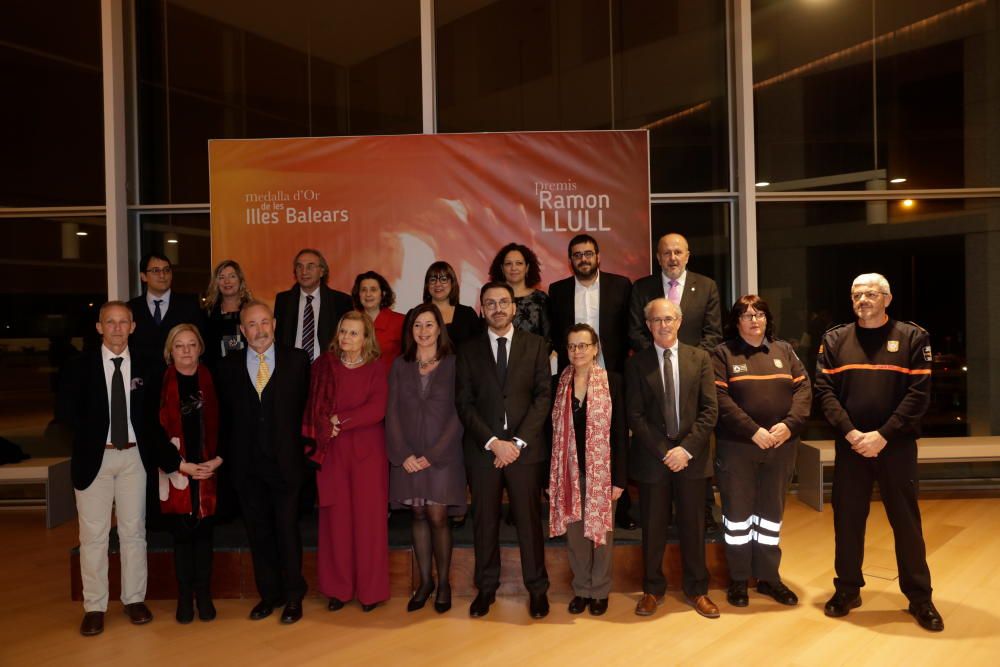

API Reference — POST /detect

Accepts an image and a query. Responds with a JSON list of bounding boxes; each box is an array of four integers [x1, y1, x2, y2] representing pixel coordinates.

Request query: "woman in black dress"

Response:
[[488, 243, 551, 343], [202, 259, 252, 368], [419, 260, 482, 347]]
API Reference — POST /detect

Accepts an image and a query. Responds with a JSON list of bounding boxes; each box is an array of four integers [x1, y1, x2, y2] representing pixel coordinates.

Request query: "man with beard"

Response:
[[815, 273, 943, 632], [216, 301, 311, 624], [549, 234, 634, 528], [456, 282, 552, 619]]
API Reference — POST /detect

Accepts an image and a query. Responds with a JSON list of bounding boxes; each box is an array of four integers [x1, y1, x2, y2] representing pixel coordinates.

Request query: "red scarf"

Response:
[[549, 364, 613, 545], [158, 364, 219, 518]]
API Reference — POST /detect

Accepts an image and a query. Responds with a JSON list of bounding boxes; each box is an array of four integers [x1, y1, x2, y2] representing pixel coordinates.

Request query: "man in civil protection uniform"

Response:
[[814, 273, 944, 632]]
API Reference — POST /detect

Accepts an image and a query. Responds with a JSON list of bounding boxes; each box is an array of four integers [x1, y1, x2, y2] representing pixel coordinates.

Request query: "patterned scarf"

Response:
[[549, 364, 613, 545]]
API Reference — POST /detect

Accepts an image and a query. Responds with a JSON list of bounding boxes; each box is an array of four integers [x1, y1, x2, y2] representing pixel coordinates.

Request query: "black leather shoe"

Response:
[[80, 611, 104, 636], [407, 584, 435, 612], [758, 580, 798, 606], [434, 586, 452, 614], [361, 602, 379, 613], [568, 596, 590, 614], [529, 592, 549, 619], [727, 580, 749, 607], [824, 591, 862, 617], [589, 598, 609, 616], [176, 593, 195, 624], [250, 600, 275, 620], [469, 591, 495, 617], [196, 592, 216, 621], [123, 602, 153, 625], [908, 600, 944, 632], [280, 601, 303, 624], [327, 597, 345, 611]]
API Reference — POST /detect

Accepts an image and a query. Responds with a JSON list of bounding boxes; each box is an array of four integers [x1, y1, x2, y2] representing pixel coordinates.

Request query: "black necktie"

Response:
[[662, 349, 678, 439], [496, 336, 508, 387], [153, 299, 163, 326], [302, 294, 315, 362], [110, 357, 128, 449]]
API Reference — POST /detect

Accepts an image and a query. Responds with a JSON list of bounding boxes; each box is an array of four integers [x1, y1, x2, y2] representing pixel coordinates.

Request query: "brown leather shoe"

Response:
[[686, 594, 721, 619], [80, 611, 104, 636], [124, 602, 153, 625], [634, 593, 664, 616]]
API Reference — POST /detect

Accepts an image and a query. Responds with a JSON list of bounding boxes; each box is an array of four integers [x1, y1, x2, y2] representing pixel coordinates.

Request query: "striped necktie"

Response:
[[255, 352, 270, 397], [302, 294, 315, 362]]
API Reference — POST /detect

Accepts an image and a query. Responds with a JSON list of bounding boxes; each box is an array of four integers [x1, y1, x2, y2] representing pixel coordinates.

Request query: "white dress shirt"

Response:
[[102, 344, 137, 443], [293, 286, 322, 360], [574, 271, 605, 368], [485, 325, 526, 450], [146, 288, 171, 319], [653, 339, 691, 460]]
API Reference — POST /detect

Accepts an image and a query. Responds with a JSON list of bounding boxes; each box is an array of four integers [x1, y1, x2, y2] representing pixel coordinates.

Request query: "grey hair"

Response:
[[644, 297, 682, 320], [852, 273, 891, 296]]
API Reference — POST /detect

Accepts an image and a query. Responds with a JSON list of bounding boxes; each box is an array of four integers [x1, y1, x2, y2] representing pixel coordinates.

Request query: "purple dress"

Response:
[[386, 354, 467, 514]]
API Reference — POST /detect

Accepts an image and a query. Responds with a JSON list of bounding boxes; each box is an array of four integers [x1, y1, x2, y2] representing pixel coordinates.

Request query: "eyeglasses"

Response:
[[566, 342, 595, 352], [145, 267, 172, 276], [295, 262, 320, 271], [850, 290, 887, 302], [739, 313, 767, 322], [482, 299, 512, 311], [427, 274, 451, 284], [648, 316, 679, 326], [571, 250, 596, 261]]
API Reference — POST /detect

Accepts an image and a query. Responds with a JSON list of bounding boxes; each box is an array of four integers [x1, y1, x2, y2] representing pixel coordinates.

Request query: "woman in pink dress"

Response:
[[352, 271, 405, 370], [302, 311, 389, 612]]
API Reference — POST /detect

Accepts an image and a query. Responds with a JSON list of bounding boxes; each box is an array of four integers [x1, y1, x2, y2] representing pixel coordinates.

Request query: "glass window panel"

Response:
[[758, 198, 1000, 438], [133, 212, 211, 298], [651, 202, 732, 312], [0, 1, 103, 206], [0, 216, 107, 450], [752, 0, 1000, 191], [136, 0, 422, 204]]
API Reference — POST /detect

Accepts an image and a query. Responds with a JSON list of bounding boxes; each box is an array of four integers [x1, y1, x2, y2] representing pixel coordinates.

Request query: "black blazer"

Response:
[[274, 283, 353, 353], [216, 345, 311, 486], [548, 271, 632, 374], [625, 343, 718, 483], [627, 271, 722, 352], [455, 330, 552, 467], [60, 348, 180, 491], [127, 292, 205, 370]]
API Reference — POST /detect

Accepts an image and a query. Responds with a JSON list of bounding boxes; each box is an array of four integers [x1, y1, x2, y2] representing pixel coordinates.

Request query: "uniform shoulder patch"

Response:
[[923, 345, 933, 362]]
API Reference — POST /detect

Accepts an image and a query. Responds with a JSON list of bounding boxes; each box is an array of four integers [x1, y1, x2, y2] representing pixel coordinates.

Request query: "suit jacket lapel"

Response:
[[642, 348, 667, 422], [318, 285, 335, 347], [677, 344, 696, 424], [505, 331, 527, 389], [679, 273, 696, 310]]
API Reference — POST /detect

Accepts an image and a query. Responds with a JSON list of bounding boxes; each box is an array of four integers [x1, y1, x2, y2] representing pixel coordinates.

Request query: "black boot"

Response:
[[176, 590, 195, 624]]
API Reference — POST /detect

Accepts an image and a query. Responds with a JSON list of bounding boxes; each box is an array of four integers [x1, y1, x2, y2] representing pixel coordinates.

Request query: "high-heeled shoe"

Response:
[[407, 583, 435, 612], [433, 585, 452, 614]]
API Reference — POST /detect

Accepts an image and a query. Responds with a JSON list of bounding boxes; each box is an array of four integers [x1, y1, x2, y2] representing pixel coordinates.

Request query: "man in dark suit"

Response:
[[63, 301, 198, 636], [456, 282, 552, 619], [628, 233, 724, 530], [548, 234, 637, 529], [626, 298, 719, 619], [273, 248, 353, 362], [216, 300, 311, 624], [127, 252, 204, 373]]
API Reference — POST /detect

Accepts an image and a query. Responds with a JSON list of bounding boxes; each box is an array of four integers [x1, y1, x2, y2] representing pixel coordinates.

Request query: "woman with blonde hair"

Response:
[[202, 259, 252, 367]]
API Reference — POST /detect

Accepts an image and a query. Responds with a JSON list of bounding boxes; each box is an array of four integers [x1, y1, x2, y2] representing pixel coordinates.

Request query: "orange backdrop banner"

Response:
[[209, 130, 650, 308]]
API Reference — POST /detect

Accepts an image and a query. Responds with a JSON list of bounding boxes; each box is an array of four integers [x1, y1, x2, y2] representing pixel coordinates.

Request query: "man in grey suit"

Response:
[[456, 281, 552, 619], [627, 298, 719, 619]]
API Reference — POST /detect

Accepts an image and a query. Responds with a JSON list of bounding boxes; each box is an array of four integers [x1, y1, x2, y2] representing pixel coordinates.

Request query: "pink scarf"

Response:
[[549, 364, 613, 545]]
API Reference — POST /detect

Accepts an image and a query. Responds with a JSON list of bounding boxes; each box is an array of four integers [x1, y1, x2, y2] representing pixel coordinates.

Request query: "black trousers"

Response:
[[236, 467, 307, 603], [715, 439, 796, 582], [467, 460, 549, 595], [832, 438, 932, 603], [639, 476, 708, 598], [169, 515, 215, 595]]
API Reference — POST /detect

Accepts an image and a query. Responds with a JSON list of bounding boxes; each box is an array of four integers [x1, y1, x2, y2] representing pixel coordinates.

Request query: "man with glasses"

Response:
[[274, 248, 352, 363], [456, 282, 552, 619], [127, 252, 204, 375], [549, 234, 634, 528], [815, 273, 943, 632], [626, 298, 719, 619]]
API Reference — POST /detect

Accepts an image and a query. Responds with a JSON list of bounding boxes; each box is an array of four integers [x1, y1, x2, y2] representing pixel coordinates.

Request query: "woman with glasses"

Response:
[[712, 295, 811, 609], [548, 323, 627, 616], [202, 259, 252, 369], [488, 243, 551, 343], [419, 261, 482, 347]]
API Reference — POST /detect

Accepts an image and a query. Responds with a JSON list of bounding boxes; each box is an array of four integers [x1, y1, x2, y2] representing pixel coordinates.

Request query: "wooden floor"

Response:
[[2, 495, 999, 667]]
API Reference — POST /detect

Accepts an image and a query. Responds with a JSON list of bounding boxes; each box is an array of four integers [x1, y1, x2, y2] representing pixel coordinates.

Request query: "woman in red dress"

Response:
[[302, 311, 389, 612], [352, 271, 405, 370]]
